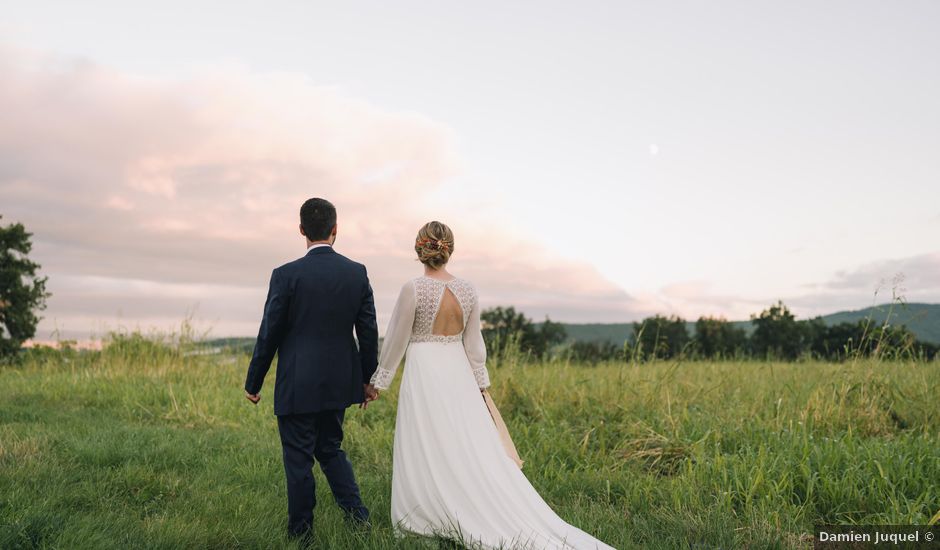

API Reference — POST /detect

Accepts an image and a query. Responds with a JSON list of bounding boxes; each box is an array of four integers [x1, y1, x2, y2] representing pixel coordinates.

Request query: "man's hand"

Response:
[[360, 384, 379, 409], [245, 391, 261, 404]]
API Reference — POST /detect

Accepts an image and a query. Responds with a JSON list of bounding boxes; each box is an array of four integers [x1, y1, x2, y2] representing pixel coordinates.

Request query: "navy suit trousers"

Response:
[[276, 409, 369, 536]]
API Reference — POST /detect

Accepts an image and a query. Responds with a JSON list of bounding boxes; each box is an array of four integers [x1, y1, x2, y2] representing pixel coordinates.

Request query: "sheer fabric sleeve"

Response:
[[462, 289, 491, 389], [369, 280, 416, 390]]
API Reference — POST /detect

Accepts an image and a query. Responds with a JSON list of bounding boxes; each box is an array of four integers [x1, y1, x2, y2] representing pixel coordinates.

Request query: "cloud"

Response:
[[652, 280, 768, 320], [820, 253, 940, 295], [626, 251, 940, 322], [786, 252, 940, 317], [12, 43, 929, 339], [0, 43, 640, 339]]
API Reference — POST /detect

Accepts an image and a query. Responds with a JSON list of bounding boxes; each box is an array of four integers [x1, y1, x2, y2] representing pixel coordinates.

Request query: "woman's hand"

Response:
[[360, 383, 380, 409]]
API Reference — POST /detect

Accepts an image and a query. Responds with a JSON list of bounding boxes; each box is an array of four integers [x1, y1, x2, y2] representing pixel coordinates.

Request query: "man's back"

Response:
[[247, 198, 375, 538], [244, 246, 378, 416]]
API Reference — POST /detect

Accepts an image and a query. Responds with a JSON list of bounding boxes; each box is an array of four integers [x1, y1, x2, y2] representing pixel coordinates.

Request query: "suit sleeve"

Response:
[[369, 280, 415, 390], [355, 265, 380, 384], [245, 268, 290, 394]]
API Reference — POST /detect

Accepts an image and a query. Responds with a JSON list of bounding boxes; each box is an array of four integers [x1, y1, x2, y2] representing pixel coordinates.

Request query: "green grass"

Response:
[[2, 335, 938, 549]]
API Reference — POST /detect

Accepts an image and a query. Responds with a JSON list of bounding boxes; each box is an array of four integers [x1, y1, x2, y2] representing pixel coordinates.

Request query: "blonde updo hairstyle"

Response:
[[415, 221, 454, 269]]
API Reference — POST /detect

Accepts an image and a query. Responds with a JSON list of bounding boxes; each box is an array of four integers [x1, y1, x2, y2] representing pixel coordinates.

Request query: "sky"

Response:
[[2, 1, 939, 340]]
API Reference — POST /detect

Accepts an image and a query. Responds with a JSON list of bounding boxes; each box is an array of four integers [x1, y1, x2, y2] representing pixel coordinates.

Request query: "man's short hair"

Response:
[[300, 198, 336, 241]]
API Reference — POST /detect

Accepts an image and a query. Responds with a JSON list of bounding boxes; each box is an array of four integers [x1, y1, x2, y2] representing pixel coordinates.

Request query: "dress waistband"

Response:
[[410, 334, 462, 344]]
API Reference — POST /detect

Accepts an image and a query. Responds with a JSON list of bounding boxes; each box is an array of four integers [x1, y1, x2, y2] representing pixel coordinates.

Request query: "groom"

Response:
[[244, 197, 380, 539]]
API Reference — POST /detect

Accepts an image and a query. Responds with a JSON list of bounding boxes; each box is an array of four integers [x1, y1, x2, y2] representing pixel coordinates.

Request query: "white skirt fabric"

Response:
[[390, 341, 616, 550]]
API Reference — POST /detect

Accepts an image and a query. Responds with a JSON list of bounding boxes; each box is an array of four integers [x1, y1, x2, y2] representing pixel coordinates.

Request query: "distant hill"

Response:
[[819, 303, 940, 345], [205, 303, 940, 351], [556, 303, 940, 346]]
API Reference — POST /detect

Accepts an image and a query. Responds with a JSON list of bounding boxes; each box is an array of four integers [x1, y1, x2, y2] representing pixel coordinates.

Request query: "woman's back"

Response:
[[411, 276, 476, 342]]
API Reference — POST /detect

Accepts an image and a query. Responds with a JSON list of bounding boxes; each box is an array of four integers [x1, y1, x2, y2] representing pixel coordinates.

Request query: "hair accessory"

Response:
[[416, 238, 450, 252]]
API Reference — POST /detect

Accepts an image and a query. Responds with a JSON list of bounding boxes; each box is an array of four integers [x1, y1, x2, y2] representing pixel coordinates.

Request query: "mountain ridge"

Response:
[[557, 302, 940, 345], [202, 303, 940, 351]]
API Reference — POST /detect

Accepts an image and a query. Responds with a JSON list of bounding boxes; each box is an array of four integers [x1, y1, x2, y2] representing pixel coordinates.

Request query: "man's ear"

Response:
[[299, 223, 306, 237], [331, 223, 338, 237]]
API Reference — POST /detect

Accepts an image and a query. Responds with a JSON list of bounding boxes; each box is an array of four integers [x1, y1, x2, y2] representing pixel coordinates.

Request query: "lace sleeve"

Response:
[[370, 280, 416, 390], [462, 287, 491, 389]]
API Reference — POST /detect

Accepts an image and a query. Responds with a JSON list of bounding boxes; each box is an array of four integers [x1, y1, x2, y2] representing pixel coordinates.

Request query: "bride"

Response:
[[367, 221, 615, 550]]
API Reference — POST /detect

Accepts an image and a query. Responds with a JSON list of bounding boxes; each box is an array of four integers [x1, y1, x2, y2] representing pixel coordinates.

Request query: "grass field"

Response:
[[2, 333, 938, 549]]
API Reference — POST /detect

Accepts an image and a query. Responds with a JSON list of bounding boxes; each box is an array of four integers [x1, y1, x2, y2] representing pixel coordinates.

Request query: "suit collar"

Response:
[[306, 245, 335, 256]]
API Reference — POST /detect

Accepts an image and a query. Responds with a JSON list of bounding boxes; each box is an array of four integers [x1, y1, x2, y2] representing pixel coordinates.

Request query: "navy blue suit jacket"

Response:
[[244, 246, 379, 416]]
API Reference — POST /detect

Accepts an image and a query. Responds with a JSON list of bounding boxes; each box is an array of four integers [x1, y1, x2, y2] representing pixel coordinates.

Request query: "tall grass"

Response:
[[1, 330, 938, 549]]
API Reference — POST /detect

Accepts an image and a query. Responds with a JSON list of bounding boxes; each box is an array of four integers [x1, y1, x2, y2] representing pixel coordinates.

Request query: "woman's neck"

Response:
[[424, 266, 452, 279]]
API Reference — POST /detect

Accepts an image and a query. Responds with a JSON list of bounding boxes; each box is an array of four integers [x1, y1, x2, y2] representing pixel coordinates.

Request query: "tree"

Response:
[[481, 306, 533, 356], [632, 315, 690, 360], [913, 340, 939, 361], [785, 316, 927, 361], [693, 316, 747, 359], [750, 301, 803, 360], [1, 217, 50, 357], [800, 316, 831, 359], [564, 340, 623, 364], [537, 317, 567, 357], [860, 322, 917, 359], [480, 306, 567, 359]]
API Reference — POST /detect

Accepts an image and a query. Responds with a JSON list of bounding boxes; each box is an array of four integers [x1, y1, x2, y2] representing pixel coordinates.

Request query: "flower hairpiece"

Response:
[[417, 238, 450, 252]]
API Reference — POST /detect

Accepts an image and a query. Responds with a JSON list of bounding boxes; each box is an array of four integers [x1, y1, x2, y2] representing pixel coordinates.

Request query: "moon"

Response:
[[649, 143, 659, 156]]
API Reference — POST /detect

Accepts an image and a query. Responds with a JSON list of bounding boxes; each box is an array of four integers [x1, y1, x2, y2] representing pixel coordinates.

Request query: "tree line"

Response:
[[3, 215, 935, 364], [481, 301, 938, 363]]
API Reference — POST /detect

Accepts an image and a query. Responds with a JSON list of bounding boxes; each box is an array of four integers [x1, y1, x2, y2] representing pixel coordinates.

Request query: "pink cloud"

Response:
[[0, 43, 640, 338]]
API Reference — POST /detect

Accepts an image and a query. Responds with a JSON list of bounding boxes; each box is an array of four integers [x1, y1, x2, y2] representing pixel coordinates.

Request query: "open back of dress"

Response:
[[410, 277, 475, 343], [432, 286, 464, 336], [369, 276, 490, 390]]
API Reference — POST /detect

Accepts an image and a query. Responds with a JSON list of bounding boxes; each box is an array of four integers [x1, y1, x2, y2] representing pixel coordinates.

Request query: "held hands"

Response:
[[360, 383, 380, 409], [246, 385, 378, 407]]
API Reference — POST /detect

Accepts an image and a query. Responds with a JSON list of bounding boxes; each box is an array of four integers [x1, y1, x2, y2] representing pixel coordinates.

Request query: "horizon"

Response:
[[26, 301, 939, 344], [3, 1, 939, 341]]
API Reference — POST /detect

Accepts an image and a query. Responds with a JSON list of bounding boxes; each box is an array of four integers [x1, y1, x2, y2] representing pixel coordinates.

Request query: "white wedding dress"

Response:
[[370, 276, 615, 550]]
